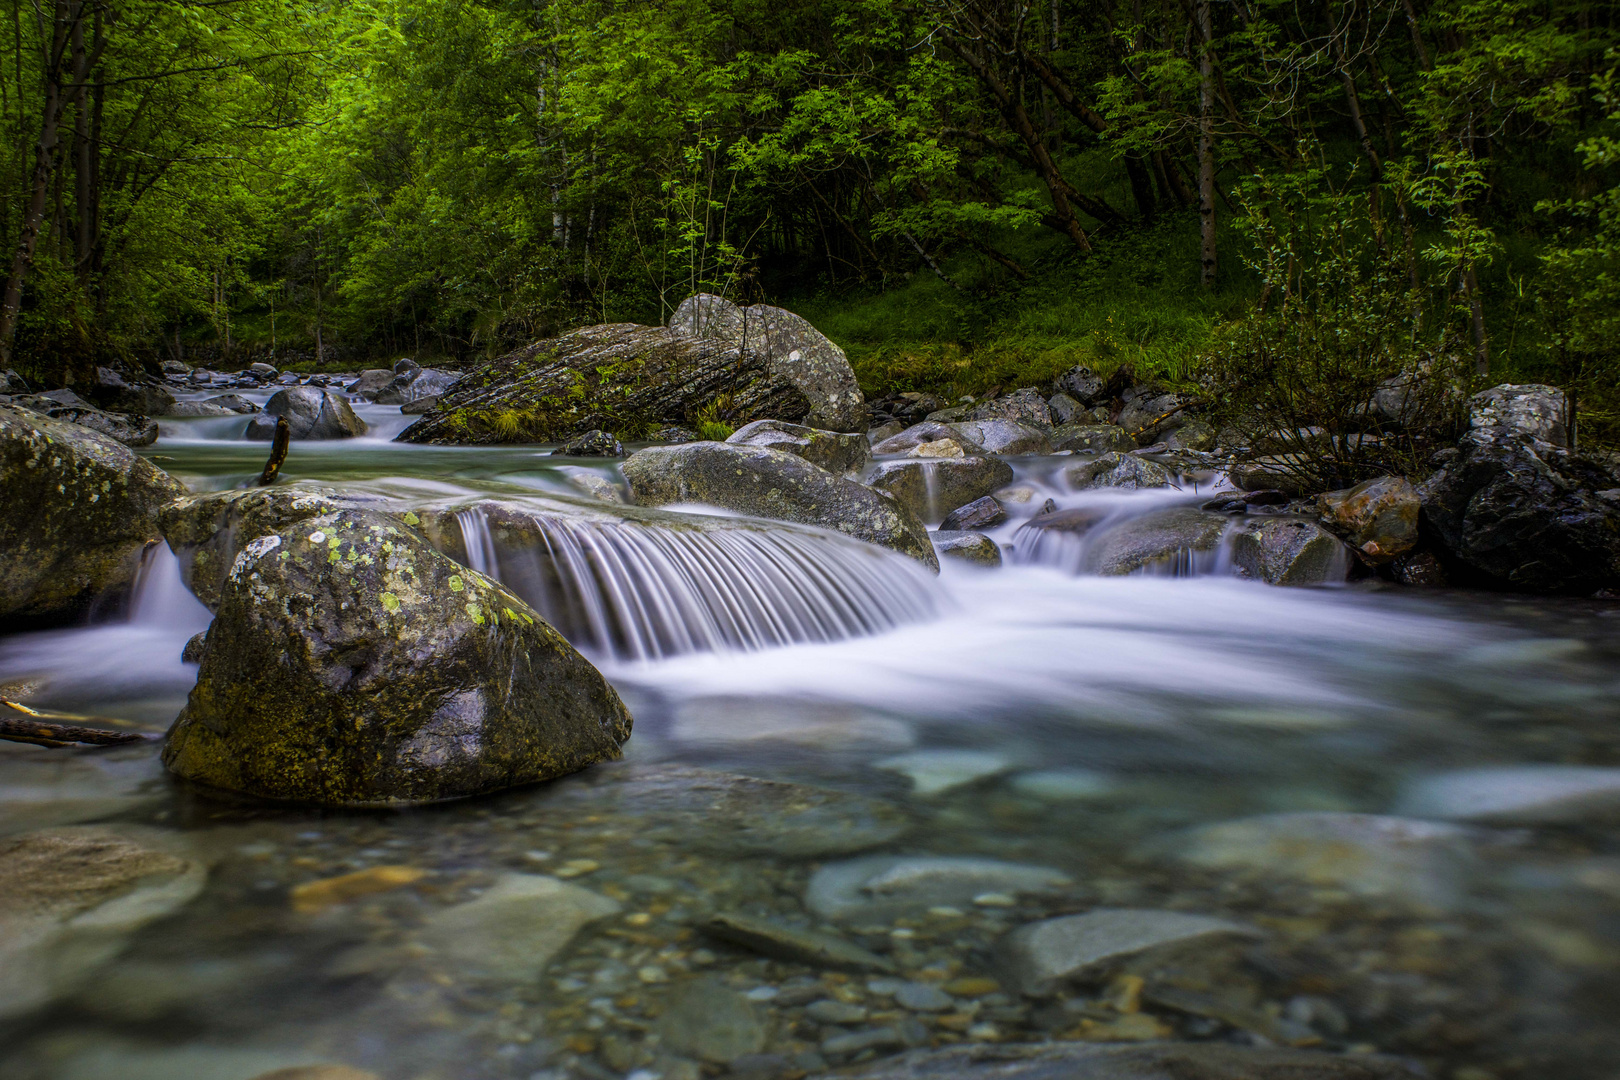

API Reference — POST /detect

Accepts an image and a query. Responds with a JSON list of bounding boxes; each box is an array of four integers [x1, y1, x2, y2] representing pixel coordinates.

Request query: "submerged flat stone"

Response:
[[875, 750, 1014, 795], [996, 908, 1262, 996], [1395, 765, 1620, 825], [836, 1041, 1424, 1080], [701, 911, 896, 972], [417, 873, 620, 983], [657, 977, 767, 1063], [806, 855, 1072, 921]]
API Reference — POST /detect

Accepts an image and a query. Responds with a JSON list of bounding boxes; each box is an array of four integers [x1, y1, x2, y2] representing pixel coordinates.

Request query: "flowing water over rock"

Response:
[[1, 397, 1618, 1080]]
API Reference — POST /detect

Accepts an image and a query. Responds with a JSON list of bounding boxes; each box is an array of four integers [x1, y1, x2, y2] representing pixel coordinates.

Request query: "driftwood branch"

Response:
[[0, 700, 155, 747], [1129, 399, 1204, 439], [258, 416, 290, 485]]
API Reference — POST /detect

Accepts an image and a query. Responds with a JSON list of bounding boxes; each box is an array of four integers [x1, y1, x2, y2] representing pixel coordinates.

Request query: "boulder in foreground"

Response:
[[0, 403, 186, 628], [164, 508, 632, 805], [622, 441, 937, 570]]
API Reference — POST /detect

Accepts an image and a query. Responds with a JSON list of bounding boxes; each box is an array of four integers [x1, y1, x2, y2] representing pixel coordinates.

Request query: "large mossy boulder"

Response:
[[159, 487, 388, 610], [621, 441, 938, 570], [398, 299, 865, 446], [1419, 430, 1620, 593], [0, 403, 187, 628], [164, 509, 631, 806], [246, 387, 367, 440]]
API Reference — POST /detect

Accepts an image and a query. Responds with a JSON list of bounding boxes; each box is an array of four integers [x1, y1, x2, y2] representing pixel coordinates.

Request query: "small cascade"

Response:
[[1007, 492, 1236, 578], [450, 506, 940, 661], [129, 542, 213, 629]]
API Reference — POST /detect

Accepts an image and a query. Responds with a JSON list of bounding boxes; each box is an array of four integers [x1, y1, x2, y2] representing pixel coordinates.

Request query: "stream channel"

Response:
[[2, 391, 1618, 1080]]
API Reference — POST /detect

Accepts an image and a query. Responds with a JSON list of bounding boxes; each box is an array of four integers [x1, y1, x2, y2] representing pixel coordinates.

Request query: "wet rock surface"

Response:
[[1087, 508, 1230, 576], [727, 419, 870, 474], [1317, 477, 1420, 562], [0, 403, 187, 628], [1065, 453, 1174, 490], [623, 441, 937, 569], [839, 1042, 1425, 1080], [246, 387, 368, 441], [1395, 765, 1620, 825], [552, 428, 624, 457], [1230, 518, 1351, 586], [932, 530, 1002, 566], [950, 418, 1052, 455], [866, 457, 1015, 526], [997, 909, 1262, 996], [163, 508, 632, 805]]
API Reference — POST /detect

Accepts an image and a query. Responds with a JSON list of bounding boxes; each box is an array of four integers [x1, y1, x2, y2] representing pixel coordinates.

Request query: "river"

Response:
[[1, 391, 1617, 1080]]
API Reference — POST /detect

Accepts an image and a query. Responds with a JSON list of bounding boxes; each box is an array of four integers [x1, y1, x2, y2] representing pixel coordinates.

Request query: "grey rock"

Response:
[[837, 1041, 1425, 1080], [868, 420, 907, 443], [162, 508, 633, 805], [274, 371, 300, 385], [933, 530, 1002, 567], [727, 419, 870, 474], [1087, 508, 1232, 576], [0, 826, 207, 1019], [552, 429, 624, 457], [1165, 418, 1218, 452], [821, 1027, 905, 1058], [248, 362, 277, 377], [659, 978, 768, 1063], [1395, 765, 1620, 825], [181, 630, 208, 663], [702, 912, 896, 973], [0, 404, 187, 628], [1160, 812, 1476, 910], [1051, 424, 1135, 455], [1317, 476, 1420, 563], [375, 366, 460, 406], [1230, 517, 1352, 586], [807, 999, 871, 1024], [37, 387, 90, 407], [738, 305, 867, 433], [894, 982, 954, 1012], [806, 855, 1072, 922], [246, 387, 367, 440], [166, 400, 237, 418], [967, 388, 1052, 427], [32, 403, 159, 447], [873, 421, 987, 457], [949, 418, 1052, 455], [1053, 365, 1105, 405], [623, 441, 937, 569], [556, 466, 626, 503], [938, 496, 1005, 532], [1047, 392, 1085, 425], [1116, 391, 1195, 444], [161, 360, 191, 376], [541, 764, 910, 858], [400, 395, 440, 414], [1065, 453, 1173, 490], [1230, 456, 1313, 496], [924, 405, 970, 423], [996, 909, 1262, 996], [418, 872, 620, 982], [1468, 383, 1567, 444], [652, 425, 700, 443], [348, 368, 395, 399], [1418, 430, 1620, 593], [84, 368, 177, 416], [867, 457, 1014, 525], [669, 292, 746, 339], [203, 394, 260, 413]]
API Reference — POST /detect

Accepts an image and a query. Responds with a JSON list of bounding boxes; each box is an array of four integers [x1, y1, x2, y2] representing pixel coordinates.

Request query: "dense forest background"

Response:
[[2, 0, 1618, 437]]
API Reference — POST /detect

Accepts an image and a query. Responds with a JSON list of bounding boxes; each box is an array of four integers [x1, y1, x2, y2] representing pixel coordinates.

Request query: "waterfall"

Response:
[[129, 542, 213, 629], [451, 504, 940, 661], [1007, 493, 1236, 578]]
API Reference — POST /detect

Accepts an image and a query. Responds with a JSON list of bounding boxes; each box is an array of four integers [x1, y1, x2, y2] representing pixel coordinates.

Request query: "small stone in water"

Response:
[[746, 986, 780, 1002], [1009, 769, 1119, 801], [927, 906, 965, 917], [807, 999, 869, 1024], [555, 858, 600, 878], [875, 750, 1013, 796], [866, 978, 904, 996], [289, 865, 426, 913], [894, 983, 954, 1012], [943, 977, 1000, 997], [1395, 765, 1620, 825], [820, 1027, 904, 1057], [637, 966, 668, 983], [806, 855, 1072, 921], [973, 892, 1016, 907]]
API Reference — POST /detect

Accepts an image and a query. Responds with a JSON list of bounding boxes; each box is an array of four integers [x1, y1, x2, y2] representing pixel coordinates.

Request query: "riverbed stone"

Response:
[[163, 508, 632, 805], [1053, 365, 1105, 404], [1086, 507, 1230, 576], [872, 421, 988, 457], [939, 495, 1005, 532], [1160, 812, 1476, 910], [996, 909, 1262, 996], [806, 855, 1073, 921], [204, 394, 261, 413], [701, 912, 896, 973], [950, 417, 1053, 455], [0, 403, 187, 628], [933, 530, 1002, 567], [876, 750, 1014, 795], [0, 747, 168, 836], [541, 764, 910, 857], [1230, 456, 1312, 496], [866, 457, 1015, 525], [736, 304, 866, 433], [0, 826, 207, 1019], [348, 369, 395, 398], [417, 872, 620, 982], [1051, 424, 1135, 455], [659, 978, 768, 1063], [552, 428, 624, 457], [1047, 392, 1085, 425], [1117, 392, 1196, 444], [167, 400, 239, 418], [1065, 453, 1173, 490], [27, 402, 160, 446], [246, 387, 367, 440], [1395, 765, 1620, 825], [623, 441, 937, 569], [1230, 517, 1352, 586], [159, 487, 384, 611], [837, 1041, 1425, 1080], [727, 418, 870, 474], [1469, 383, 1567, 444], [1316, 476, 1420, 562], [966, 388, 1053, 427]]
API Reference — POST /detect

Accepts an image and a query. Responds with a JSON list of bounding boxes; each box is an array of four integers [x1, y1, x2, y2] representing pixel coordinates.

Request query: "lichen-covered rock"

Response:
[[1166, 418, 1218, 452], [873, 421, 987, 457], [730, 304, 866, 433], [1418, 430, 1620, 593], [552, 429, 624, 457], [246, 387, 367, 440], [1116, 391, 1196, 444], [159, 487, 386, 611], [1052, 365, 1105, 405], [866, 457, 1014, 526], [938, 495, 1005, 532], [727, 419, 869, 474], [0, 404, 187, 628], [669, 292, 745, 339], [622, 442, 937, 570], [933, 530, 1002, 567], [1089, 507, 1231, 576], [1065, 452, 1174, 490], [1051, 424, 1135, 455], [1468, 383, 1567, 444], [966, 388, 1053, 427], [23, 401, 159, 447], [949, 418, 1053, 455], [163, 508, 632, 805], [348, 369, 395, 399], [1230, 517, 1352, 586], [1317, 476, 1420, 563], [373, 367, 460, 406]]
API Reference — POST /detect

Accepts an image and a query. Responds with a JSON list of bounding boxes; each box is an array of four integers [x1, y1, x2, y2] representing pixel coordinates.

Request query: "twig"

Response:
[[1, 700, 155, 747], [1129, 399, 1204, 439]]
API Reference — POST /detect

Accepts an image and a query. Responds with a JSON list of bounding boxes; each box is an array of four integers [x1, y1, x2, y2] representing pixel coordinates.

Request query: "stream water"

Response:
[[1, 391, 1618, 1080]]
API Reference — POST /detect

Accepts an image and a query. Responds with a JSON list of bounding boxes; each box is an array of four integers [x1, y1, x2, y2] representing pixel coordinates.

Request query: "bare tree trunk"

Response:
[[1196, 0, 1217, 286], [1465, 264, 1488, 376], [71, 3, 89, 279], [0, 0, 69, 364]]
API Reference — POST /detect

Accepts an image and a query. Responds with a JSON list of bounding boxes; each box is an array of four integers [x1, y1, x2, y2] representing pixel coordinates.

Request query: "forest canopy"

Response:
[[2, 0, 1617, 434]]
